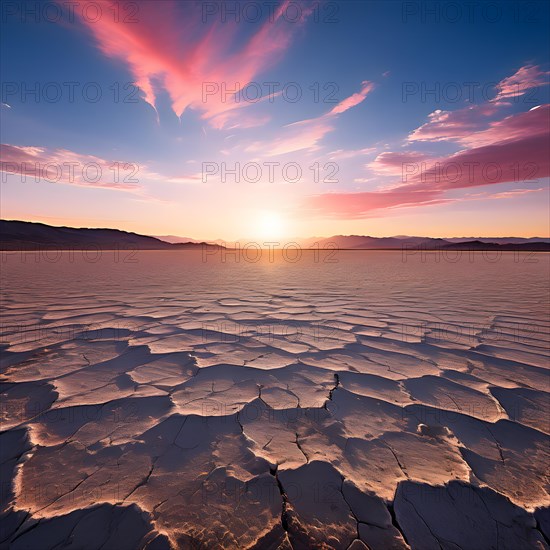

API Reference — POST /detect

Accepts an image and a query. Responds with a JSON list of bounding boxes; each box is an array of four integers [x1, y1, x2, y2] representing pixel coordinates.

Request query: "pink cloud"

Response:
[[408, 65, 549, 143], [210, 111, 272, 130], [307, 105, 550, 216], [408, 100, 548, 147], [73, 0, 312, 126], [245, 117, 334, 156], [206, 92, 281, 129], [408, 103, 504, 142], [0, 144, 141, 190], [404, 132, 549, 191], [307, 189, 446, 217], [329, 81, 375, 115], [486, 187, 546, 199], [244, 80, 375, 156], [368, 151, 435, 176], [0, 144, 203, 190], [395, 107, 549, 191], [493, 64, 550, 100], [460, 103, 549, 147]]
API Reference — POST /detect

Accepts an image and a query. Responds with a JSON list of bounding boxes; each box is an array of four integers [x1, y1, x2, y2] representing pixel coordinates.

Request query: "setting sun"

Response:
[[256, 211, 286, 241]]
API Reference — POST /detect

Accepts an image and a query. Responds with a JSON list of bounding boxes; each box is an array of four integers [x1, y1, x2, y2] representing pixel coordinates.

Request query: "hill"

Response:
[[0, 220, 223, 250]]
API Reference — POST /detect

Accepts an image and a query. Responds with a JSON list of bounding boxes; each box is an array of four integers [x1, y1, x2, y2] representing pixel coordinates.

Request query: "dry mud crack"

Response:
[[1, 253, 549, 549]]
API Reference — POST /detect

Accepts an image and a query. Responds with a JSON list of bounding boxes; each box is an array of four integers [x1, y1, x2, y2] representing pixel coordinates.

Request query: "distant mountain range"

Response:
[[293, 235, 550, 251], [152, 234, 204, 244], [1, 221, 549, 251], [0, 220, 223, 250]]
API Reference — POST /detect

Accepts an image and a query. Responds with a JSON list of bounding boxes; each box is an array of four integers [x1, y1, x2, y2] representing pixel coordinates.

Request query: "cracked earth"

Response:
[[0, 251, 549, 549]]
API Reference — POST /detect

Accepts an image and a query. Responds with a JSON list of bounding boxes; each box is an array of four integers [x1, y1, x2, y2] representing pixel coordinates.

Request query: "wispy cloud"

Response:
[[485, 187, 546, 199], [307, 104, 550, 216], [459, 103, 550, 147], [327, 147, 377, 160], [74, 0, 312, 126], [0, 143, 202, 190], [246, 117, 334, 156], [245, 80, 375, 156], [407, 103, 504, 143], [306, 189, 446, 217], [368, 151, 434, 176], [408, 65, 549, 143], [328, 81, 375, 115], [493, 64, 550, 101], [1, 144, 141, 191]]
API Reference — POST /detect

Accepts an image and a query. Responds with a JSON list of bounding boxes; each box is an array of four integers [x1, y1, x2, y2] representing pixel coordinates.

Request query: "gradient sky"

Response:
[[1, 0, 549, 240]]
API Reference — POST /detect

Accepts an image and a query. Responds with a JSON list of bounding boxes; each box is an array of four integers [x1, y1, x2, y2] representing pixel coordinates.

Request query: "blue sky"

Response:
[[1, 0, 549, 239]]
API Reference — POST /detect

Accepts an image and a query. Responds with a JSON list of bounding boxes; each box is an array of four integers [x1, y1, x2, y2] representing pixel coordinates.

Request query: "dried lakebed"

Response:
[[1, 251, 549, 549]]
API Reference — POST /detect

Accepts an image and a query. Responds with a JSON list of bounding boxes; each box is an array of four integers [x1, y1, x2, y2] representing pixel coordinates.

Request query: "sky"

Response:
[[1, 0, 549, 240]]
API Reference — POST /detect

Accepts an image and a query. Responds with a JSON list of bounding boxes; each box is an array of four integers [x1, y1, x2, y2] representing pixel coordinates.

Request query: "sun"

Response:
[[256, 211, 285, 241]]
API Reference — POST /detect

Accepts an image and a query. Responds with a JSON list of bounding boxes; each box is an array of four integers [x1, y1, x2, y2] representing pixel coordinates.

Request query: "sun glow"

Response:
[[256, 211, 286, 241]]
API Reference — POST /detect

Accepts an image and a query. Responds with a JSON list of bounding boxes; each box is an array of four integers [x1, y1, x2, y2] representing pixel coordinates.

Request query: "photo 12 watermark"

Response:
[[201, 242, 339, 263], [201, 2, 339, 23], [1, 159, 140, 185], [401, 1, 542, 24], [401, 244, 542, 264], [200, 319, 339, 344], [1, 1, 140, 24], [401, 161, 540, 184], [202, 81, 340, 104], [401, 81, 542, 103], [1, 81, 142, 104], [1, 246, 140, 264], [201, 161, 339, 184]]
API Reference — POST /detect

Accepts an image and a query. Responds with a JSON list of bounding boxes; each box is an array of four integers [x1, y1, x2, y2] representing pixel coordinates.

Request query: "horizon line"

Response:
[[1, 218, 549, 242]]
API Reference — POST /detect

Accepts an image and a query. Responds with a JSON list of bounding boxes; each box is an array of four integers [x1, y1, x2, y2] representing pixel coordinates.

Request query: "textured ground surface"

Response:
[[1, 250, 549, 549]]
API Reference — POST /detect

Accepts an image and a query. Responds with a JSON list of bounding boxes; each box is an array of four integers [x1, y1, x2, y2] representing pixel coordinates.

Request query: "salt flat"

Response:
[[0, 250, 549, 549]]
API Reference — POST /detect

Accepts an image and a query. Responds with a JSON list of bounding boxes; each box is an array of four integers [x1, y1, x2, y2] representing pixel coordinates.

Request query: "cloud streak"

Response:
[[329, 81, 375, 115], [408, 65, 549, 144], [493, 64, 550, 101], [245, 80, 375, 156], [0, 144, 202, 191], [0, 144, 142, 190], [73, 0, 312, 126], [307, 104, 550, 216]]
